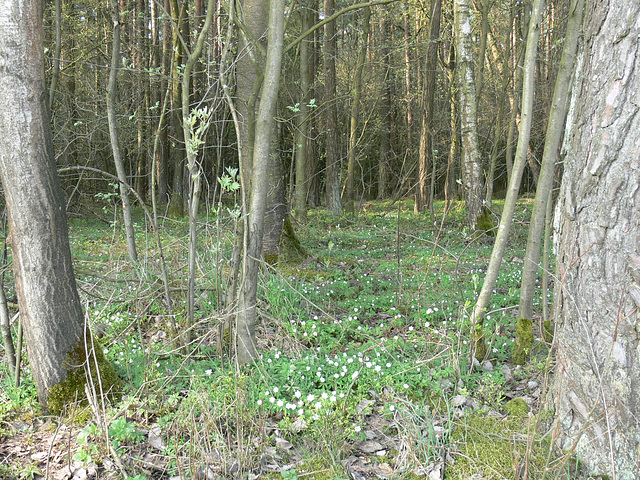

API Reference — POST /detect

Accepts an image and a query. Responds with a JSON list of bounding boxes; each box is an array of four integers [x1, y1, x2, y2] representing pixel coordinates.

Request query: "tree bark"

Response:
[[416, 0, 442, 216], [294, 1, 315, 223], [346, 6, 370, 212], [107, 6, 138, 263], [453, 0, 483, 227], [552, 1, 640, 476], [485, 7, 514, 207], [236, 0, 269, 184], [182, 0, 216, 344], [323, 0, 342, 214], [236, 0, 285, 365], [377, 13, 391, 200], [0, 0, 89, 407]]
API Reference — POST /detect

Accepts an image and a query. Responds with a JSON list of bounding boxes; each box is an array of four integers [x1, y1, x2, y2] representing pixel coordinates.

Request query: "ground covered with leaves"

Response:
[[0, 200, 595, 480]]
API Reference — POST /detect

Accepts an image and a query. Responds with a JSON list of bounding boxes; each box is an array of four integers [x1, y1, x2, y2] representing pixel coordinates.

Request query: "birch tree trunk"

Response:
[[453, 0, 483, 227], [552, 2, 640, 476]]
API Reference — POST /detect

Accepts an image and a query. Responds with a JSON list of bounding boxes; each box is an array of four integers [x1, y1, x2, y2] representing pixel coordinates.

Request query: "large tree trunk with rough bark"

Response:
[[551, 2, 640, 477], [0, 0, 117, 411]]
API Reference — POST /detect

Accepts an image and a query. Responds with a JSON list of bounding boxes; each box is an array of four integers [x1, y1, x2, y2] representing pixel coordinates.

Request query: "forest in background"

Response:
[[46, 0, 561, 213]]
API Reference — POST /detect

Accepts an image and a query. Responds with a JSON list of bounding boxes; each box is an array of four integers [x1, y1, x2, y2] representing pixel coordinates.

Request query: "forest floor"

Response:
[[0, 198, 595, 480]]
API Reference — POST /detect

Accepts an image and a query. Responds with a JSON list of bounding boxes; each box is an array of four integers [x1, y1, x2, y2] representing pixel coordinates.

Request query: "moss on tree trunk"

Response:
[[47, 334, 123, 416], [512, 318, 533, 365]]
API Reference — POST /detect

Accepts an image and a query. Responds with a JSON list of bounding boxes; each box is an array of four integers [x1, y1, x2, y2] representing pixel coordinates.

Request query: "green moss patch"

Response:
[[505, 398, 530, 417], [512, 318, 534, 365], [47, 335, 123, 416], [447, 414, 543, 479]]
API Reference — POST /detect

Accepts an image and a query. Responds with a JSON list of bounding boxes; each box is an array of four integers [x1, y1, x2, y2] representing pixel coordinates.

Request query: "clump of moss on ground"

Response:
[[47, 334, 123, 416], [505, 398, 530, 417], [447, 413, 544, 479]]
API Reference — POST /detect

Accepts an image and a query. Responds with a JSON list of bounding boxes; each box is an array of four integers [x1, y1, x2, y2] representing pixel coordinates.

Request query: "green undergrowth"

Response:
[[0, 198, 568, 479]]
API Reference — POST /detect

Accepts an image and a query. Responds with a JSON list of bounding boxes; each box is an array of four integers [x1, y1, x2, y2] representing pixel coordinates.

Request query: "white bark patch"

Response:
[[462, 18, 471, 35], [601, 79, 622, 127], [612, 340, 626, 365]]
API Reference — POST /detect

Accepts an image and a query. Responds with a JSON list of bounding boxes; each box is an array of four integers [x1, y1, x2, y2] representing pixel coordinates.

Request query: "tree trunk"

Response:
[[323, 0, 342, 214], [346, 6, 370, 212], [516, 0, 584, 337], [453, 0, 483, 227], [0, 0, 117, 410], [169, 0, 187, 206], [377, 13, 391, 200], [474, 0, 489, 100], [416, 0, 442, 216], [468, 0, 544, 361], [505, 5, 528, 185], [552, 2, 640, 477], [402, 0, 413, 200], [485, 6, 514, 207], [182, 0, 216, 344], [263, 127, 287, 260], [236, 0, 285, 365], [48, 0, 62, 111], [107, 6, 138, 263], [294, 1, 315, 223], [236, 0, 269, 184]]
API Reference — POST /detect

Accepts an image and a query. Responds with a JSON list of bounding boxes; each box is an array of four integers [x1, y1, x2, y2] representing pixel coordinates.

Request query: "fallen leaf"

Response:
[[148, 426, 166, 450], [356, 440, 384, 454], [374, 462, 393, 479], [275, 437, 293, 450]]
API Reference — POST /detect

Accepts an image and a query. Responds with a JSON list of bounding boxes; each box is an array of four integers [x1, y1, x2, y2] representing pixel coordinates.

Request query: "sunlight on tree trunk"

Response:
[[516, 0, 585, 363], [552, 2, 640, 474], [107, 6, 138, 264], [468, 0, 544, 362], [0, 0, 118, 409], [453, 0, 484, 227], [236, 0, 285, 365]]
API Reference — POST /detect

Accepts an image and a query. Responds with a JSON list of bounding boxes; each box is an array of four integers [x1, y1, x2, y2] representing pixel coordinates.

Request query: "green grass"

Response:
[[0, 198, 576, 479]]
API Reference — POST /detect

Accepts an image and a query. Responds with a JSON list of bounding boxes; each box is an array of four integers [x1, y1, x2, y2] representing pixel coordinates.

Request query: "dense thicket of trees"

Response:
[[44, 0, 566, 220]]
